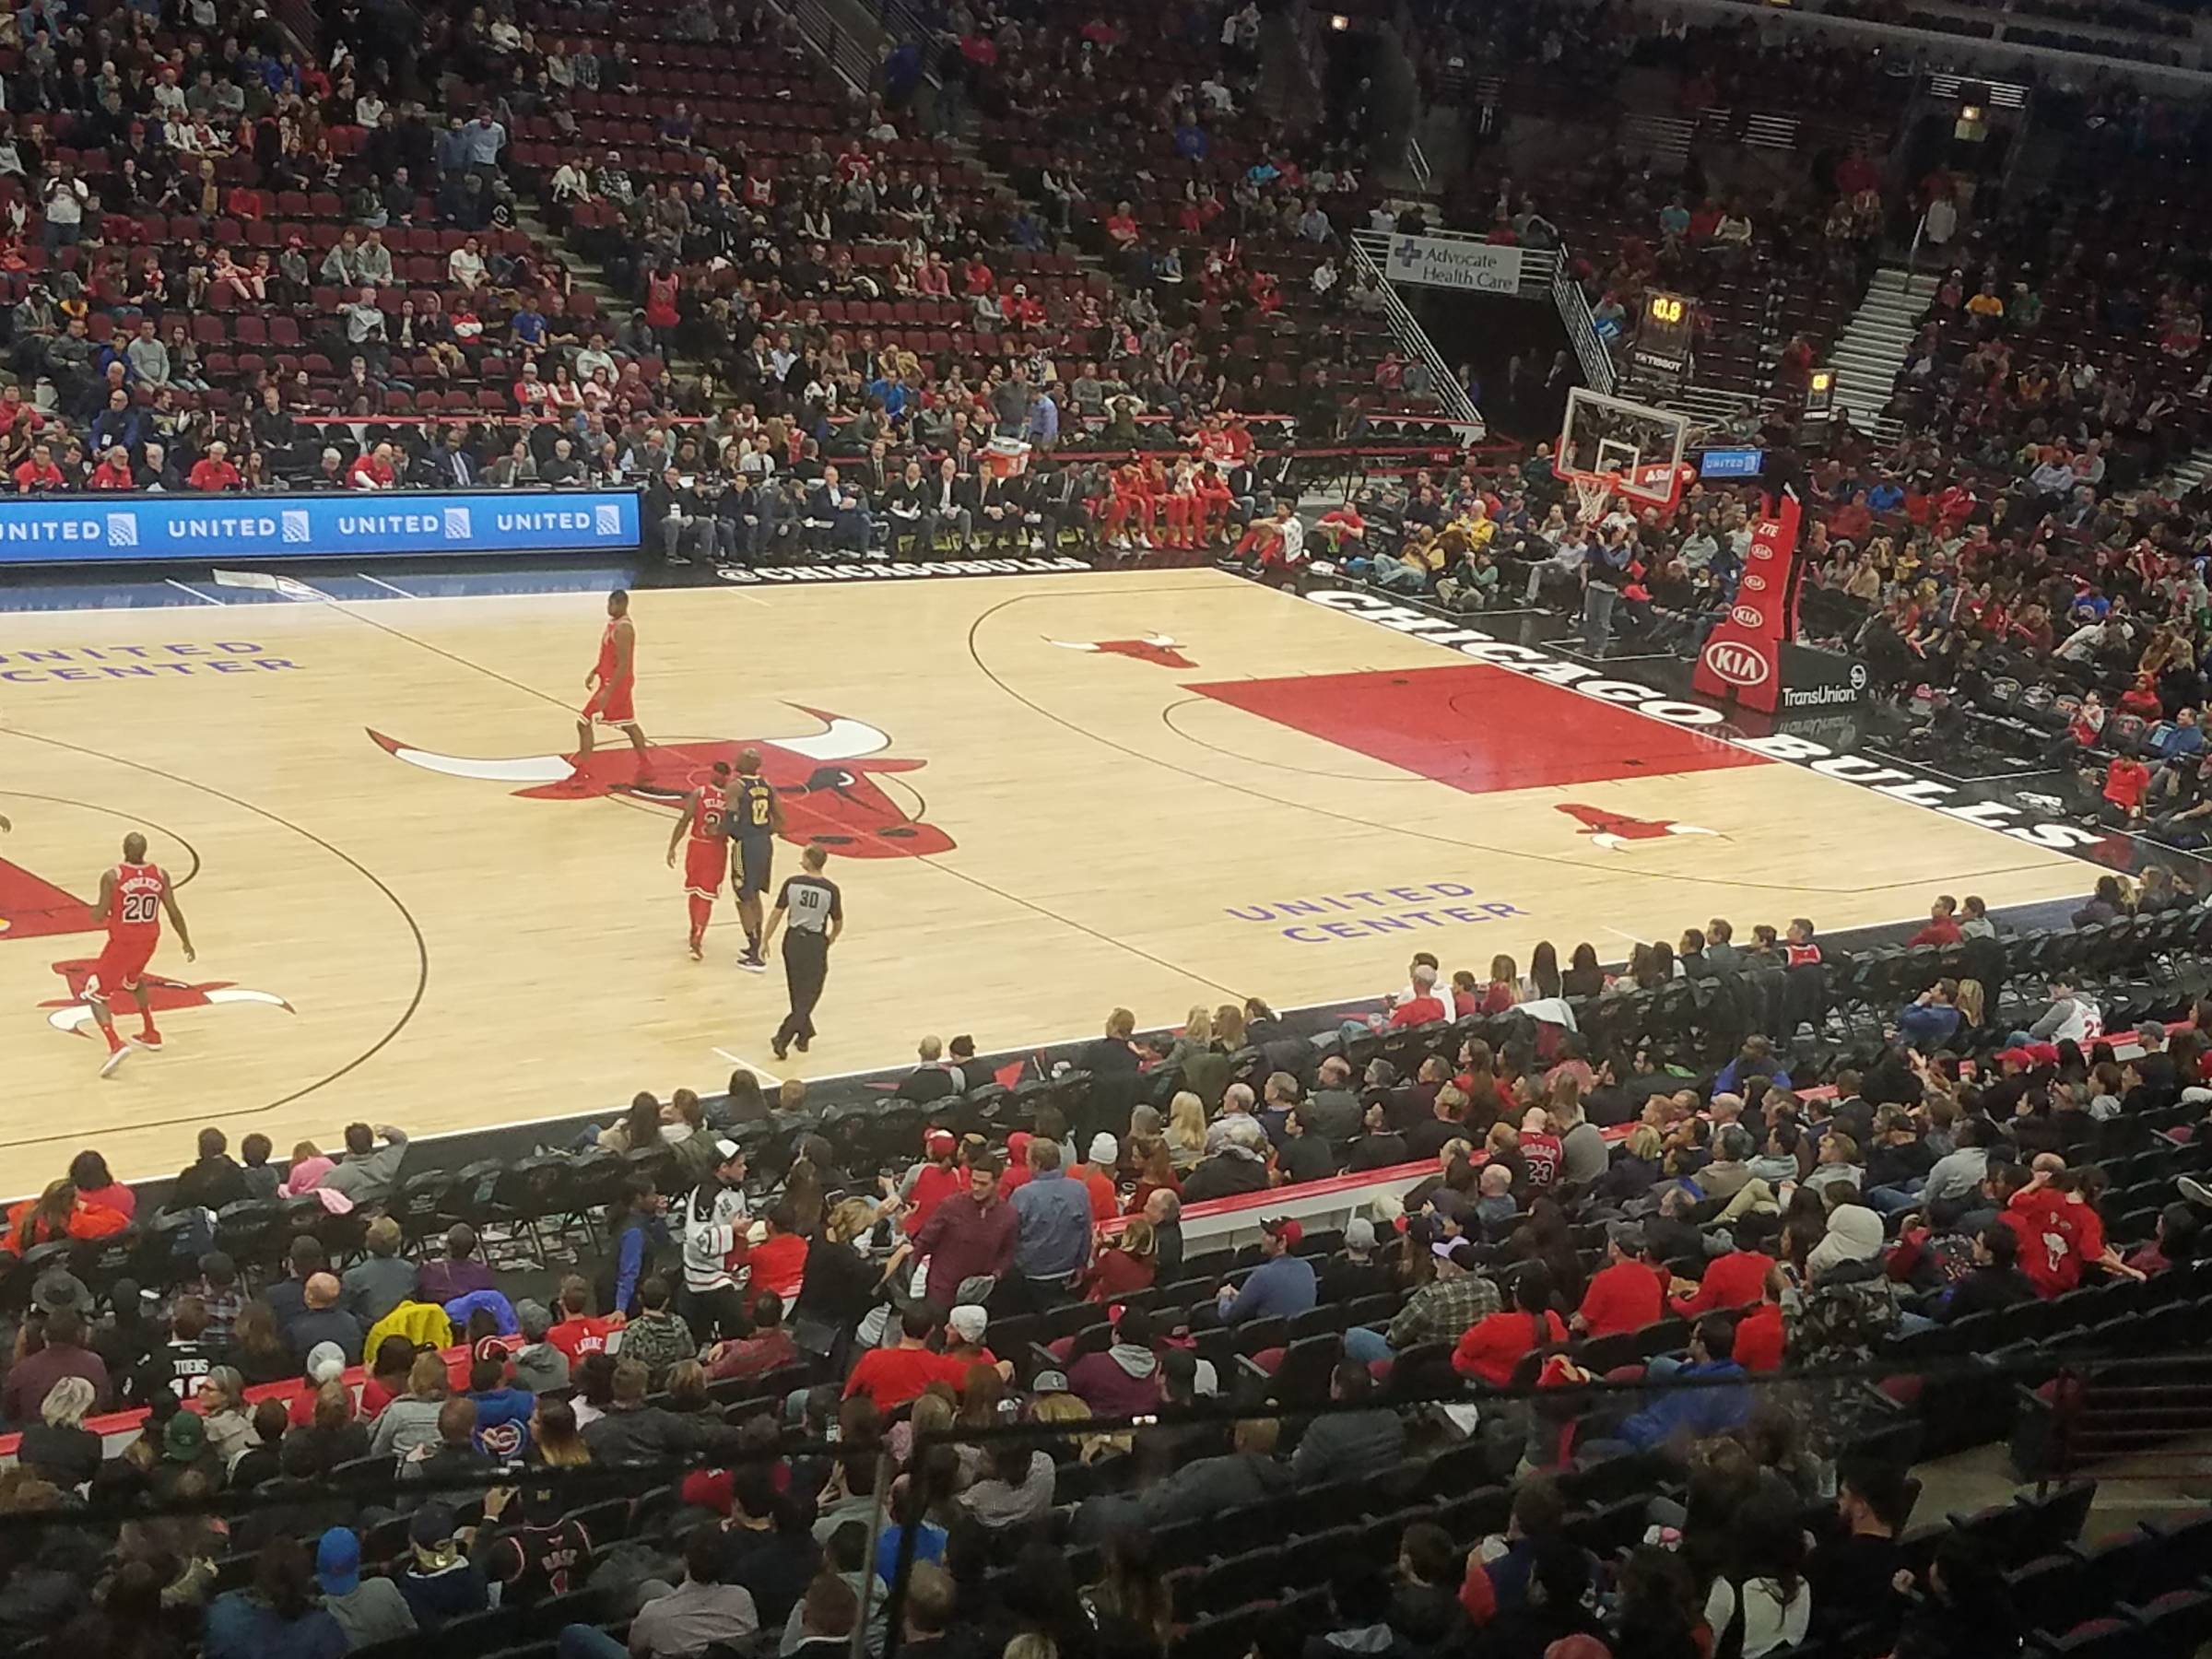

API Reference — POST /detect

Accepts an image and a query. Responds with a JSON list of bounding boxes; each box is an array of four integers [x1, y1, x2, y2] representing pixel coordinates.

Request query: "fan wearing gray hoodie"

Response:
[[1065, 1306, 1165, 1417]]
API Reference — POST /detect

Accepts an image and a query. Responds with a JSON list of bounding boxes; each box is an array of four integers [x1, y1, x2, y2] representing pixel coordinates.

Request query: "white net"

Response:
[[1570, 472, 1617, 525]]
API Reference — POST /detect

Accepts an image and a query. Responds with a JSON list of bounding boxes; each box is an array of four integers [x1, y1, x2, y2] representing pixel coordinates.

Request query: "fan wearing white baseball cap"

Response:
[[1068, 1133, 1121, 1219]]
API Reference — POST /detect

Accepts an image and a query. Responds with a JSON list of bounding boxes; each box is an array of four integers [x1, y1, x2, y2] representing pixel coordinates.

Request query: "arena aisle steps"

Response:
[[1832, 265, 1940, 442]]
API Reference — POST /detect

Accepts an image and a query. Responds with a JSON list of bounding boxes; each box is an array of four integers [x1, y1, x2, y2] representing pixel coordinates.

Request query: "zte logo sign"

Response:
[[1703, 641, 1771, 688]]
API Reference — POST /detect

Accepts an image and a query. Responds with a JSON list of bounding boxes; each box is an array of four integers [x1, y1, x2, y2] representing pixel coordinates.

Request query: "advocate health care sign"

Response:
[[1384, 234, 1524, 296]]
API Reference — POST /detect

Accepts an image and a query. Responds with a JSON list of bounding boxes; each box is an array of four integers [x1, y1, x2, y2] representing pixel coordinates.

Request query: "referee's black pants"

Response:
[[775, 929, 829, 1046]]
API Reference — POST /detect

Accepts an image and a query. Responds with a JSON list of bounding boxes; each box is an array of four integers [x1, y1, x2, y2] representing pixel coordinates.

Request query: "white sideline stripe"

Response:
[[356, 572, 418, 597], [164, 579, 224, 605]]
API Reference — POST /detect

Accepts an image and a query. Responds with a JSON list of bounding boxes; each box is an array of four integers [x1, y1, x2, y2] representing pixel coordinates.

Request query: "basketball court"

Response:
[[0, 565, 2096, 1182]]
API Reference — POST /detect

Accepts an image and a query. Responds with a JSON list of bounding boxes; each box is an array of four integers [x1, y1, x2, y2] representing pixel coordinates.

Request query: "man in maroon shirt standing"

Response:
[[909, 1155, 1018, 1307]]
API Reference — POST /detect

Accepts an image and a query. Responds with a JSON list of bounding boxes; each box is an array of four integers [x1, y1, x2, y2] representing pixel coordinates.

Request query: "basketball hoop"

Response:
[[1556, 388, 1693, 522], [1569, 470, 1618, 525]]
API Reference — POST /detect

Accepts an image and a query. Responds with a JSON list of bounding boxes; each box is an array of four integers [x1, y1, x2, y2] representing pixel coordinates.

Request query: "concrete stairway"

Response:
[[1619, 111, 1695, 171], [1830, 265, 1938, 441], [2159, 444, 2212, 498]]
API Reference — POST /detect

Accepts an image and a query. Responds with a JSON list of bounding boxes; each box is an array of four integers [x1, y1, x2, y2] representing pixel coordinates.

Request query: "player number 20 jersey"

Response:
[[108, 862, 165, 938]]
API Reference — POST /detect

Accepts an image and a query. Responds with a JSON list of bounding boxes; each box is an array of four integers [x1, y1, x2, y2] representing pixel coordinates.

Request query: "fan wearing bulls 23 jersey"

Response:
[[88, 830, 195, 1078]]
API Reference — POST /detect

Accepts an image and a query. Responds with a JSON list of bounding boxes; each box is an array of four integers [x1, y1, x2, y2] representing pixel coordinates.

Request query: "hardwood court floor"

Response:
[[0, 568, 2091, 1181]]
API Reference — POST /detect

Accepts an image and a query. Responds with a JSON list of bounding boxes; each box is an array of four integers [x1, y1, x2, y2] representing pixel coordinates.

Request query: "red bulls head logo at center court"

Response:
[[1556, 803, 1719, 853], [41, 960, 295, 1037], [367, 708, 957, 858], [1046, 633, 1195, 668]]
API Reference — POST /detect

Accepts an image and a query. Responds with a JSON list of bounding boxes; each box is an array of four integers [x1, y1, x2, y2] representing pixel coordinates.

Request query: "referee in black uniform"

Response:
[[765, 844, 842, 1061]]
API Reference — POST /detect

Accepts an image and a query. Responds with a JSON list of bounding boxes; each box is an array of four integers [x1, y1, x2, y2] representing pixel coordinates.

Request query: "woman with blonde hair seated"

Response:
[[1029, 1386, 1119, 1465], [1163, 1091, 1208, 1174], [1158, 1006, 1211, 1071]]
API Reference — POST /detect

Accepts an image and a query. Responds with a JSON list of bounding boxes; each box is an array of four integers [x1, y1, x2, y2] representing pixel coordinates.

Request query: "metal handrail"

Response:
[[1552, 242, 1617, 396], [1345, 232, 1483, 433], [874, 0, 947, 87], [787, 0, 879, 95], [1405, 134, 1433, 189]]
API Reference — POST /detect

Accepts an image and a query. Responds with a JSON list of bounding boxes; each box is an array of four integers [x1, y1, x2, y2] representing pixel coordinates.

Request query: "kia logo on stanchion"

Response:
[[1741, 573, 1769, 593], [1703, 641, 1771, 687], [1730, 605, 1764, 628]]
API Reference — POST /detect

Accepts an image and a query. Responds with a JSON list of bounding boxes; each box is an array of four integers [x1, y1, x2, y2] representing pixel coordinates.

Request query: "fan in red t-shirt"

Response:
[[745, 1202, 810, 1302], [2003, 1161, 2101, 1297], [842, 1308, 971, 1409], [1453, 1272, 1569, 1387], [2100, 753, 2152, 826], [1671, 1219, 1779, 1317], [999, 1131, 1036, 1198], [1906, 900, 1962, 948], [547, 1276, 624, 1361], [187, 442, 241, 491], [1389, 965, 1449, 1030], [1733, 1293, 1786, 1371], [891, 1131, 966, 1238], [1573, 1226, 1664, 1337], [13, 443, 65, 492]]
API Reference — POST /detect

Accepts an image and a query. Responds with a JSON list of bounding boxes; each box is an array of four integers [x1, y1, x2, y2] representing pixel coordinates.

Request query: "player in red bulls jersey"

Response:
[[88, 830, 194, 1077], [576, 588, 649, 783], [666, 761, 733, 959], [1194, 461, 1235, 548], [1101, 455, 1155, 555], [725, 748, 783, 972]]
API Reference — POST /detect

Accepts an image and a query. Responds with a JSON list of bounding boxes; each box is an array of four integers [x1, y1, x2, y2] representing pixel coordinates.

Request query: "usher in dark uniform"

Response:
[[769, 860, 841, 1060]]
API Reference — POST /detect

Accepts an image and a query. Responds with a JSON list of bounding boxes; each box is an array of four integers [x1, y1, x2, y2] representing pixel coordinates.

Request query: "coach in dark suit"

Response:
[[976, 468, 1026, 549], [804, 465, 867, 555]]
